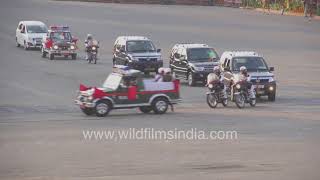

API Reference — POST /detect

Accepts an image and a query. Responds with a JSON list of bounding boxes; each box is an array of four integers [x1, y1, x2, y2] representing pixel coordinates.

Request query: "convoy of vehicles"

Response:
[[112, 36, 163, 74], [169, 44, 219, 86], [41, 26, 78, 60], [16, 20, 277, 115]]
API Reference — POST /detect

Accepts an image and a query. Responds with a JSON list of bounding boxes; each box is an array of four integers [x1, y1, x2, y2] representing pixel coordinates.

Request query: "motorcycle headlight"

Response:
[[53, 45, 59, 50], [70, 45, 75, 50], [193, 66, 204, 71], [236, 84, 241, 89], [92, 46, 96, 50]]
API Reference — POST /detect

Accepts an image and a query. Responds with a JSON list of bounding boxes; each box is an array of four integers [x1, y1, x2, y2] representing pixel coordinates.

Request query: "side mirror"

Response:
[[157, 49, 161, 53], [269, 67, 274, 71]]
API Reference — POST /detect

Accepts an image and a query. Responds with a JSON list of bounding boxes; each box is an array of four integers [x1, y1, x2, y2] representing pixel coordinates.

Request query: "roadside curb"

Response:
[[241, 7, 320, 20]]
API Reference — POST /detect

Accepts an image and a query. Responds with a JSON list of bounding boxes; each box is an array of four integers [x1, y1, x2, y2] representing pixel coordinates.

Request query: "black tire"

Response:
[[206, 93, 218, 108], [81, 108, 95, 116], [222, 98, 228, 107], [235, 93, 245, 109], [41, 47, 46, 58], [95, 100, 112, 117], [152, 97, 169, 114], [24, 41, 28, 50], [16, 37, 20, 47], [139, 106, 153, 113], [71, 54, 77, 60], [249, 98, 256, 107], [188, 72, 196, 86], [268, 93, 276, 101], [49, 53, 54, 60]]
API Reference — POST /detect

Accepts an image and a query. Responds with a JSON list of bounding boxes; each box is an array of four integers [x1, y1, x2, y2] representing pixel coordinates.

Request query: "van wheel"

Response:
[[16, 37, 20, 47], [95, 100, 112, 117], [188, 72, 196, 86], [139, 106, 152, 113], [24, 41, 29, 50], [152, 97, 169, 114]]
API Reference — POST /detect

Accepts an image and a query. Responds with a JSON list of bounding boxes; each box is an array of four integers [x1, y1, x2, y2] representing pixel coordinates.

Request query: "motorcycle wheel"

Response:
[[249, 98, 256, 107], [235, 93, 245, 109], [207, 93, 218, 108], [222, 98, 228, 107]]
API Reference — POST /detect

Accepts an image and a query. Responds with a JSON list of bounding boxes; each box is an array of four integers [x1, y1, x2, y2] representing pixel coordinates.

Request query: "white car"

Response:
[[16, 21, 48, 50]]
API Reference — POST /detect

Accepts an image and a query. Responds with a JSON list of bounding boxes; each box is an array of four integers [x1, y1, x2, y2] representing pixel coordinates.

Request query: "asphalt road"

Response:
[[1, 0, 320, 179]]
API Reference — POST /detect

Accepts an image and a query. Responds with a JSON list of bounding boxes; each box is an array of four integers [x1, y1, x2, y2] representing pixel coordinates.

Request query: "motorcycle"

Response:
[[232, 80, 256, 109], [206, 80, 228, 108], [86, 40, 99, 64]]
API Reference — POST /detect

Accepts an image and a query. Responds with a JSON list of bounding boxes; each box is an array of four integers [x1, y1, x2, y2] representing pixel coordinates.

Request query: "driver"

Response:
[[238, 66, 255, 99], [207, 66, 227, 99], [85, 34, 94, 60]]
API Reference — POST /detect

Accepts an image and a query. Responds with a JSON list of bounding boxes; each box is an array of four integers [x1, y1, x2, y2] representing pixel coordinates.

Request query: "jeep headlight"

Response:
[[193, 66, 204, 71], [70, 45, 75, 50], [53, 45, 59, 50], [91, 46, 96, 50], [236, 84, 241, 89]]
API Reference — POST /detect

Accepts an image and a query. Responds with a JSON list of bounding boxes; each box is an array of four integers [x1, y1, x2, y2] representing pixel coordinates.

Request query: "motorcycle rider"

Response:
[[207, 66, 227, 99], [85, 34, 94, 61], [235, 66, 255, 99]]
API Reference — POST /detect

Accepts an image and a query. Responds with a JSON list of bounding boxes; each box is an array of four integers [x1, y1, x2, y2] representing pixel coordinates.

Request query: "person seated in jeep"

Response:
[[154, 67, 165, 82], [162, 68, 173, 82]]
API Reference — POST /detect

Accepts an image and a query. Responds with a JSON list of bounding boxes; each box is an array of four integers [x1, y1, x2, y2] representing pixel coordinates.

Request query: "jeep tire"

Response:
[[139, 106, 153, 113], [95, 100, 112, 117], [188, 72, 196, 86], [152, 97, 169, 114]]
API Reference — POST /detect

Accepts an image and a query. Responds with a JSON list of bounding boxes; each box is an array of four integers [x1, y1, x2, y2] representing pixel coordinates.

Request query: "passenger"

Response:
[[85, 34, 94, 61], [162, 68, 173, 82], [154, 67, 165, 82]]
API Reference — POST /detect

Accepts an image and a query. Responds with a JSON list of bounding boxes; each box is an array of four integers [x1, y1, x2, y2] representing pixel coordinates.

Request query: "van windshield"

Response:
[[232, 57, 269, 72], [27, 25, 47, 33]]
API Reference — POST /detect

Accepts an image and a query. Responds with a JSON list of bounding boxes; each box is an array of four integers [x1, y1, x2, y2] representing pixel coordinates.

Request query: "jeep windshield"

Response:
[[102, 73, 122, 91], [232, 57, 269, 72], [187, 48, 218, 62], [50, 32, 72, 42], [27, 25, 47, 33], [126, 40, 156, 53]]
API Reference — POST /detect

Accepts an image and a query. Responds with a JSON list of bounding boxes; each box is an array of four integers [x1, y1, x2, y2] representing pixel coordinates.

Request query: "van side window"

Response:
[[18, 23, 23, 30], [223, 58, 228, 68], [21, 25, 26, 33]]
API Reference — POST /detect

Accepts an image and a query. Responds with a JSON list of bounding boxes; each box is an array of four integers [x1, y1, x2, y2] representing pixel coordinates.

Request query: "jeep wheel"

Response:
[[49, 53, 54, 60], [81, 107, 95, 116], [268, 93, 276, 101], [188, 72, 196, 86], [95, 100, 112, 117], [152, 97, 169, 114], [71, 54, 77, 60], [139, 106, 152, 113]]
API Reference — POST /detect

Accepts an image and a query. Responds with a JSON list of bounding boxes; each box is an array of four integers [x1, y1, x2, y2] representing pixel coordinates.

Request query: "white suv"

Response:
[[16, 21, 48, 50]]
